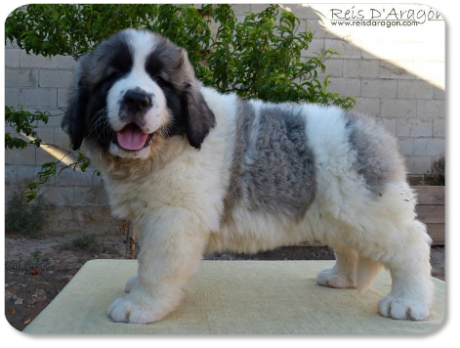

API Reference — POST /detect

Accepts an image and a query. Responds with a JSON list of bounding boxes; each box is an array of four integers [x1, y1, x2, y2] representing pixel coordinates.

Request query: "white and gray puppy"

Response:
[[63, 29, 433, 324]]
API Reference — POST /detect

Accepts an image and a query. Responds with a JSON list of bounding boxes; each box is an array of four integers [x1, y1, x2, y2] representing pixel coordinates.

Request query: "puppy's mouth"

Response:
[[115, 123, 155, 151]]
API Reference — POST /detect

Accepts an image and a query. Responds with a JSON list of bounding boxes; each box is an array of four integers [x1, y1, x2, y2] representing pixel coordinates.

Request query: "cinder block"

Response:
[[39, 70, 74, 88], [305, 19, 328, 38], [46, 206, 74, 221], [398, 138, 414, 156], [35, 127, 55, 145], [361, 79, 397, 98], [353, 98, 380, 117], [5, 49, 20, 68], [325, 39, 361, 59], [5, 146, 35, 165], [55, 168, 93, 187], [301, 39, 325, 57], [378, 118, 397, 136], [396, 119, 432, 137], [380, 61, 414, 80], [433, 119, 445, 137], [19, 88, 57, 107], [35, 144, 64, 165], [45, 218, 85, 234], [16, 165, 40, 186], [55, 55, 77, 70], [405, 156, 432, 175], [74, 186, 109, 206], [40, 186, 74, 206], [5, 69, 38, 88], [5, 185, 22, 204], [343, 60, 379, 78], [397, 80, 433, 99], [232, 4, 251, 15], [5, 165, 18, 185], [433, 87, 445, 100], [54, 128, 72, 150], [19, 51, 57, 68], [86, 206, 114, 222], [321, 59, 343, 77], [417, 100, 445, 120], [17, 165, 55, 186], [250, 4, 268, 13], [58, 88, 72, 107], [381, 99, 416, 118], [92, 171, 105, 186], [413, 138, 445, 157], [5, 88, 19, 106], [326, 77, 360, 97], [44, 113, 65, 127], [5, 38, 19, 49]]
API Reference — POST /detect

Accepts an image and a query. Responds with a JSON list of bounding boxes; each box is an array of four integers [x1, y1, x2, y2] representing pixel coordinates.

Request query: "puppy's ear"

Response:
[[180, 49, 216, 149], [61, 58, 89, 150]]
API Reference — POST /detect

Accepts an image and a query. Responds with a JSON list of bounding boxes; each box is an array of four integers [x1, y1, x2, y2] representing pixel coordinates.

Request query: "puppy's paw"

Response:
[[125, 275, 139, 293], [378, 295, 430, 321], [107, 283, 180, 324], [107, 297, 160, 324], [317, 268, 356, 289]]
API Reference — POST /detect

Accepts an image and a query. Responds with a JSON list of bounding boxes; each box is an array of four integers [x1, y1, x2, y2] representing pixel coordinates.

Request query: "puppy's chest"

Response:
[[105, 156, 220, 219], [106, 177, 159, 217]]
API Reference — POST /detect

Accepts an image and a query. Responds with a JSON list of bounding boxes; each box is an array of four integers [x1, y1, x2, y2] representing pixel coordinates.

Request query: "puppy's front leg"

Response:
[[108, 207, 209, 324]]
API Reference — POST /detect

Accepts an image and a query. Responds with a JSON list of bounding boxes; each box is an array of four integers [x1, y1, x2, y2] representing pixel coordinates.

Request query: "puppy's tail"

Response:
[[357, 255, 383, 294]]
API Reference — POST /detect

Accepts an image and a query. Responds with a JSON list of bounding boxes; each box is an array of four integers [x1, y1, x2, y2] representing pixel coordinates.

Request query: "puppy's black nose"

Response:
[[123, 89, 152, 111]]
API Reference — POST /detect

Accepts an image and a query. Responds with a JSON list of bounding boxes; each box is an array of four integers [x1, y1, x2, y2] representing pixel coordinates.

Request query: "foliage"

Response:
[[5, 251, 52, 274], [5, 106, 49, 149], [23, 150, 94, 202], [5, 194, 51, 235], [6, 4, 354, 107], [69, 235, 98, 252], [5, 4, 355, 201], [5, 107, 93, 201], [428, 156, 445, 186]]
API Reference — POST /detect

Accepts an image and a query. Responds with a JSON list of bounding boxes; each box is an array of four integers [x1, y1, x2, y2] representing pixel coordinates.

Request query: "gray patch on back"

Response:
[[223, 100, 316, 221], [344, 112, 406, 194]]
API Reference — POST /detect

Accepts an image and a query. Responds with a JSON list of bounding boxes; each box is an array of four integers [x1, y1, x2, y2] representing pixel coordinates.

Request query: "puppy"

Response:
[[63, 29, 433, 324]]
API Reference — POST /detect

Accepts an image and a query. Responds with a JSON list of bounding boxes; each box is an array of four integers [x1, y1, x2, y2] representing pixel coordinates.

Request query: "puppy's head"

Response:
[[62, 29, 215, 160]]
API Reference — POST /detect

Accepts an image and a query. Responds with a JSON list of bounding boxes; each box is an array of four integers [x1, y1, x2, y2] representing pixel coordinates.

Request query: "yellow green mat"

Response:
[[24, 260, 445, 334]]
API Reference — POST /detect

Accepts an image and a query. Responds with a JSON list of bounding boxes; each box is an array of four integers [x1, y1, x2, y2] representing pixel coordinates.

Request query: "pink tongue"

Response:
[[116, 124, 148, 151]]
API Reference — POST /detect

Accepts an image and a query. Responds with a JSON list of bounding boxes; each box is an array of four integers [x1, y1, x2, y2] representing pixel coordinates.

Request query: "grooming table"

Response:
[[24, 260, 445, 334]]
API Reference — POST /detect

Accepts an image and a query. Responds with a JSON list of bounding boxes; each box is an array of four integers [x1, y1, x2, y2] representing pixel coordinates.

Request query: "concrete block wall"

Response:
[[4, 4, 445, 234]]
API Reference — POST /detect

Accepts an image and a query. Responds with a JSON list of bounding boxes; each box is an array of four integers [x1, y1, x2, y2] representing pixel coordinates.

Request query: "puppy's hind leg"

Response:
[[317, 245, 358, 289], [378, 220, 433, 321]]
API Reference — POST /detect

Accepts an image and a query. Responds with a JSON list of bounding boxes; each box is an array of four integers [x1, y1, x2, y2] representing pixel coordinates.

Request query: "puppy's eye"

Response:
[[152, 72, 170, 85], [154, 76, 166, 84], [111, 70, 123, 78], [107, 67, 124, 80]]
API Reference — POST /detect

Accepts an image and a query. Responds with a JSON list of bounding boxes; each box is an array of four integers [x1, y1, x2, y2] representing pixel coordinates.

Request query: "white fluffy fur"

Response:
[[85, 31, 433, 324]]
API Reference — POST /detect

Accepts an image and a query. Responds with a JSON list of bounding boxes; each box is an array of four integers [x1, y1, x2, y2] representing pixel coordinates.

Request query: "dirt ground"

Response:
[[4, 232, 445, 332]]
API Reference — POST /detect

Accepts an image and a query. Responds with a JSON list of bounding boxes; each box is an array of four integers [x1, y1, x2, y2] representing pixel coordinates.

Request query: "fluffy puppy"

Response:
[[63, 29, 433, 324]]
